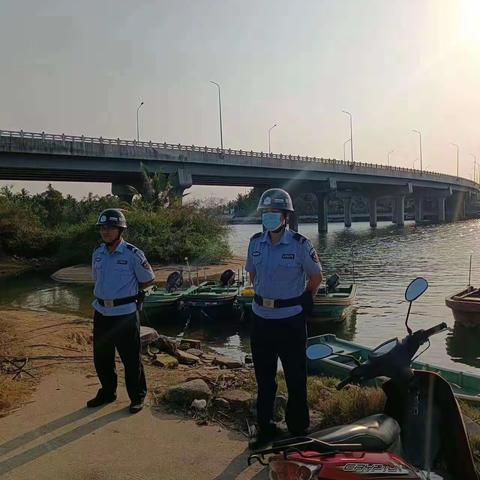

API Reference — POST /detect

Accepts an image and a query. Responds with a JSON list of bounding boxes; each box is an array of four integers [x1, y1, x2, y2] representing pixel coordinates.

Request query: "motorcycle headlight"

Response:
[[269, 460, 320, 480]]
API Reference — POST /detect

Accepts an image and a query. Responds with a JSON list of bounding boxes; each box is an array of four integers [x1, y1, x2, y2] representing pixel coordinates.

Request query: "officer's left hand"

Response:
[[301, 290, 315, 315]]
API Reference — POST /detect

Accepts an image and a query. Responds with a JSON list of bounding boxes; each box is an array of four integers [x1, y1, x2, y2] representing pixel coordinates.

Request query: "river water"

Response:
[[1, 220, 480, 374]]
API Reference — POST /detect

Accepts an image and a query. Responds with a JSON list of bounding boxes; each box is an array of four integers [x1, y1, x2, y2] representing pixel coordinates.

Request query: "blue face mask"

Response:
[[262, 212, 284, 231]]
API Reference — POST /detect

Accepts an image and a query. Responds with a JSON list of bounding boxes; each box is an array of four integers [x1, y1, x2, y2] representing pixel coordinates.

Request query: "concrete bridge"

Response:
[[0, 129, 478, 232]]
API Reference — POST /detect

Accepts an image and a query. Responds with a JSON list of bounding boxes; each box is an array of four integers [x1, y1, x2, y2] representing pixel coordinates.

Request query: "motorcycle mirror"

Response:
[[405, 277, 429, 302], [306, 344, 334, 360], [404, 277, 428, 335]]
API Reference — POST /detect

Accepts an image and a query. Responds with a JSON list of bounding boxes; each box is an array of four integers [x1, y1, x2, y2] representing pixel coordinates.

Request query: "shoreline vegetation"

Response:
[[0, 185, 232, 278]]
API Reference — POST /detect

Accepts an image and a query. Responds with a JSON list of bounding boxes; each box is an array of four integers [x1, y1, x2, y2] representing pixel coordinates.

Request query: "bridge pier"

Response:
[[112, 183, 135, 203], [316, 192, 329, 233], [414, 197, 424, 223], [438, 197, 446, 223], [343, 197, 352, 228], [394, 195, 405, 226], [369, 197, 377, 228], [446, 191, 466, 222]]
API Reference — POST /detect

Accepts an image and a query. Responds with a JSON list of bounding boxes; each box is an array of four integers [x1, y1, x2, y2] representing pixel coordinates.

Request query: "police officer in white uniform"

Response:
[[245, 189, 323, 447], [88, 209, 155, 413]]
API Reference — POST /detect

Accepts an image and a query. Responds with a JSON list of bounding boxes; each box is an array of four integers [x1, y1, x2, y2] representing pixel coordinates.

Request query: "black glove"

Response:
[[301, 290, 314, 315]]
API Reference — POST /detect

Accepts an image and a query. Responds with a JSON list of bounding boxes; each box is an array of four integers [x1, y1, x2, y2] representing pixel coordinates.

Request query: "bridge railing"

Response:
[[0, 129, 474, 185]]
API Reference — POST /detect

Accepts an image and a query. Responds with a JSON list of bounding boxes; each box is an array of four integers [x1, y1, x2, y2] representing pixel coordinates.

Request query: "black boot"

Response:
[[129, 399, 144, 414], [86, 391, 117, 408], [249, 423, 278, 450]]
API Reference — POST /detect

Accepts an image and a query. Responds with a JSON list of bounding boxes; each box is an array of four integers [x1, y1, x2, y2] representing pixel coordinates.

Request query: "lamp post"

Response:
[[136, 101, 144, 142], [387, 149, 394, 166], [343, 139, 351, 162], [451, 143, 460, 177], [342, 110, 354, 163], [411, 130, 423, 172], [210, 81, 224, 150], [268, 123, 277, 154]]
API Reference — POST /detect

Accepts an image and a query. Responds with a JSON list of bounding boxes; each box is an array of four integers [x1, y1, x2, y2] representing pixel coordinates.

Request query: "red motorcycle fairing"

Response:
[[270, 451, 423, 479]]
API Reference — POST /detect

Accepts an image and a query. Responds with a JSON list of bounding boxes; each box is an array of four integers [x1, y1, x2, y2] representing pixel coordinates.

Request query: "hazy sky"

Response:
[[1, 0, 479, 200]]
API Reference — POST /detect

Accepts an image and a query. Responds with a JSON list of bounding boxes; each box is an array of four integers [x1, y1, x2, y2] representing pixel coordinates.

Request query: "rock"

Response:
[[244, 354, 253, 364], [220, 389, 253, 412], [175, 349, 200, 365], [202, 353, 215, 362], [164, 379, 212, 405], [152, 353, 179, 369], [213, 398, 230, 410], [179, 338, 202, 350], [186, 348, 204, 357], [212, 355, 243, 369], [191, 399, 207, 411], [139, 326, 160, 347], [154, 335, 178, 355], [150, 346, 160, 354]]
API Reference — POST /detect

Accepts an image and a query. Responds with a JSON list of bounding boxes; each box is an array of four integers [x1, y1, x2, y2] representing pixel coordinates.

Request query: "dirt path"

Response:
[[0, 309, 266, 479], [0, 371, 266, 480]]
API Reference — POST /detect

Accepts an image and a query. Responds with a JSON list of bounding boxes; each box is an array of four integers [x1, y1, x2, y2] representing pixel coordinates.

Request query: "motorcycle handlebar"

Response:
[[422, 322, 448, 338]]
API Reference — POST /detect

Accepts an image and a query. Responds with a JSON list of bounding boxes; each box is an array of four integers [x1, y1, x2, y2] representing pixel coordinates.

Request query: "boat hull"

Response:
[[307, 334, 480, 398], [445, 286, 480, 327]]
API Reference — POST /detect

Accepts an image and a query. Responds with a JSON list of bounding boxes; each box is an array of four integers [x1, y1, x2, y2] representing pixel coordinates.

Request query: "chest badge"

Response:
[[282, 253, 295, 260], [117, 259, 128, 265]]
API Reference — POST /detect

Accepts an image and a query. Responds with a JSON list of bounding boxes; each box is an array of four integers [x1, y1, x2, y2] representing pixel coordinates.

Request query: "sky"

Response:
[[1, 0, 479, 200]]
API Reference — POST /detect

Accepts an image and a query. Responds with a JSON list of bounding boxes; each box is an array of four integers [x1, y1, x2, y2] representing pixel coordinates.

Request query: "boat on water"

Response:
[[182, 269, 239, 315], [445, 286, 480, 327], [307, 333, 480, 400], [235, 274, 356, 323], [142, 271, 196, 324], [445, 254, 480, 328], [309, 274, 357, 323]]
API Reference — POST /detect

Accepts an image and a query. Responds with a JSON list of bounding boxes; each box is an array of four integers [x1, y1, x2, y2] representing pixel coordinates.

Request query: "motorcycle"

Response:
[[248, 277, 478, 479]]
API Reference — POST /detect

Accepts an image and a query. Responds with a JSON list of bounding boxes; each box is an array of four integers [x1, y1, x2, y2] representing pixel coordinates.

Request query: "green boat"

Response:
[[310, 283, 357, 323], [307, 333, 480, 400], [141, 271, 197, 324], [182, 281, 239, 309], [236, 285, 255, 320]]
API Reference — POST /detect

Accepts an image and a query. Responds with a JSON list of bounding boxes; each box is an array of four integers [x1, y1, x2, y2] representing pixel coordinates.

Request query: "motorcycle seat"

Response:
[[310, 414, 400, 452]]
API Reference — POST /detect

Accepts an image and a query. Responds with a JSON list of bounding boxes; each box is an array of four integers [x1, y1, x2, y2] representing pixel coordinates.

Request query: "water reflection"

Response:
[[446, 322, 480, 368]]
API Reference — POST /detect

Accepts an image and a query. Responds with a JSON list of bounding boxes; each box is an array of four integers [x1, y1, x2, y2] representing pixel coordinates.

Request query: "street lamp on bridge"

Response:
[[210, 81, 224, 150], [451, 143, 460, 177], [411, 130, 423, 172], [343, 139, 351, 162], [342, 110, 354, 163], [387, 149, 394, 166], [268, 123, 277, 154], [136, 101, 144, 142]]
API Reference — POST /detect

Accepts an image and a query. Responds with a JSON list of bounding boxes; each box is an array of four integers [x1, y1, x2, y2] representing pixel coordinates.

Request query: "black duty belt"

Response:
[[96, 295, 139, 308], [254, 293, 303, 309]]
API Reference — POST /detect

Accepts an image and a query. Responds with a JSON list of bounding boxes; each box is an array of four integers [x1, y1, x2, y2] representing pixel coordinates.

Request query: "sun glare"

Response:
[[459, 0, 480, 45]]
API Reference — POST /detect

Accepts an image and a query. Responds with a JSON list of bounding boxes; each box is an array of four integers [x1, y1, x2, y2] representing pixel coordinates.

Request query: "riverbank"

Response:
[[51, 256, 246, 284], [2, 307, 480, 479], [0, 259, 39, 280]]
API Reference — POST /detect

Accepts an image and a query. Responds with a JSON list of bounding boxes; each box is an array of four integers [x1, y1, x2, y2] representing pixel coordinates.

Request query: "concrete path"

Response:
[[0, 372, 266, 480]]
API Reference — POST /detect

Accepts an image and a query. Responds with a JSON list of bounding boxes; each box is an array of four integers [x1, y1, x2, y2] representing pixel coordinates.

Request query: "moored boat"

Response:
[[307, 333, 480, 399], [445, 286, 480, 327]]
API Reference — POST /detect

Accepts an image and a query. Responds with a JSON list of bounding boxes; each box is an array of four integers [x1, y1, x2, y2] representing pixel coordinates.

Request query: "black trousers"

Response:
[[93, 310, 147, 403], [250, 312, 309, 435]]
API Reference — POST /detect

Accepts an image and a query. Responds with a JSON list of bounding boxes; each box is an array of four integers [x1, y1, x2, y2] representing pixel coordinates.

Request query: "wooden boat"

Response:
[[182, 281, 239, 309], [445, 286, 480, 327], [309, 284, 357, 323], [142, 284, 197, 324], [307, 333, 480, 400]]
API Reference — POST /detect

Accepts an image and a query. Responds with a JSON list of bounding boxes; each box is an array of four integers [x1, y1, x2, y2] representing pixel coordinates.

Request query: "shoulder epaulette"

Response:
[[250, 232, 263, 241], [292, 232, 307, 244], [125, 243, 139, 254], [92, 244, 102, 253]]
